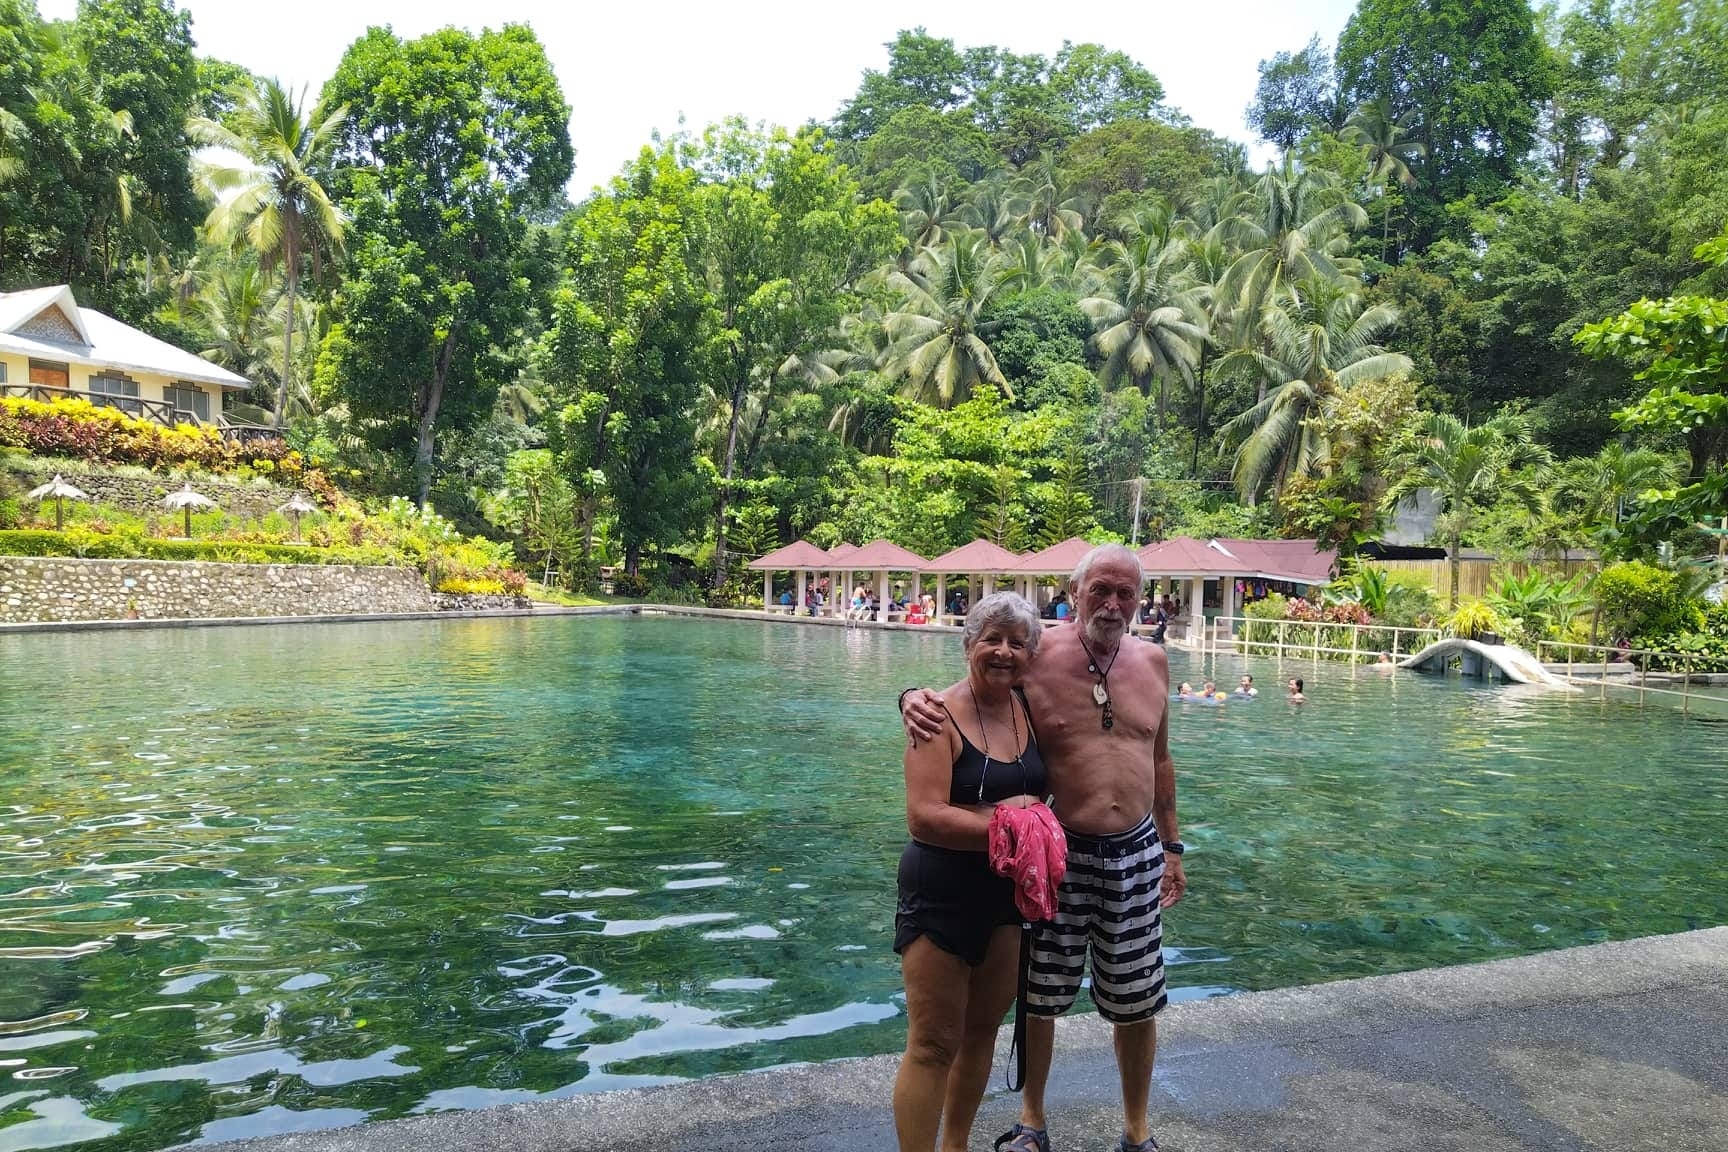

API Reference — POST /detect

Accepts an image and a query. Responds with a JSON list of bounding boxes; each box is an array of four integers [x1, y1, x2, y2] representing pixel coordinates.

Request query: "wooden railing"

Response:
[[4, 382, 178, 425], [2, 382, 276, 442]]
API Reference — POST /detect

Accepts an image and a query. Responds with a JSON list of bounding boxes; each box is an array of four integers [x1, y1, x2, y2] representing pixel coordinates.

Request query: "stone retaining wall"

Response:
[[0, 555, 435, 623]]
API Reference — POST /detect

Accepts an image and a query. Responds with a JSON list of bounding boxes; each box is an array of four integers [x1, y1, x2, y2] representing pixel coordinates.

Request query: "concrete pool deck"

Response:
[[198, 926, 1728, 1152]]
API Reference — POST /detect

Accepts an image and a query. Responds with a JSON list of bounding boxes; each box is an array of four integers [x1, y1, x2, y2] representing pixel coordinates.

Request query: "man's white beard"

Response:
[[1083, 612, 1125, 650]]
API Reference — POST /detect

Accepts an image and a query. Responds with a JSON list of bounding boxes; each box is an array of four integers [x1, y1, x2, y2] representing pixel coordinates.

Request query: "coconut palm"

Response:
[[893, 174, 962, 250], [191, 78, 348, 430], [1078, 232, 1206, 425], [1218, 276, 1411, 502], [883, 236, 1011, 407], [1382, 411, 1554, 608], [192, 260, 283, 394], [954, 178, 1023, 249], [1014, 151, 1089, 241], [1343, 98, 1427, 253], [1220, 157, 1368, 398]]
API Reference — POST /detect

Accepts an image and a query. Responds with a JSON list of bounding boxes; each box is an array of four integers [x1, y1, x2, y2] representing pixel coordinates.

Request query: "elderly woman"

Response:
[[893, 592, 1048, 1152]]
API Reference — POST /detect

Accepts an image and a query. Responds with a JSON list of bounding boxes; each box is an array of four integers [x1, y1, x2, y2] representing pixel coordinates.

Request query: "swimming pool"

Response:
[[2, 615, 1725, 1149]]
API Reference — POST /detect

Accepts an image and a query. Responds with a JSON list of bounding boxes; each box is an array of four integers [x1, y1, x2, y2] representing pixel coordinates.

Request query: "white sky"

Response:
[[41, 0, 1359, 194]]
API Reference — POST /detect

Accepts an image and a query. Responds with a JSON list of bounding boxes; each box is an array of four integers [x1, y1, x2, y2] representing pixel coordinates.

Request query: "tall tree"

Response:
[[1336, 0, 1551, 245], [192, 77, 347, 429], [1247, 36, 1340, 151], [319, 25, 573, 507], [694, 121, 899, 589], [545, 144, 711, 578]]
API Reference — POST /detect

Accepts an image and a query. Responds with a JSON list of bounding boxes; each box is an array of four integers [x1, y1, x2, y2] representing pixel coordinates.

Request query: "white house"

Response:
[[0, 285, 251, 428]]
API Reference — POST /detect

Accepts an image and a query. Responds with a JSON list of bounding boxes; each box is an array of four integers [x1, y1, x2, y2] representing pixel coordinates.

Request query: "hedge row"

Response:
[[0, 529, 403, 568]]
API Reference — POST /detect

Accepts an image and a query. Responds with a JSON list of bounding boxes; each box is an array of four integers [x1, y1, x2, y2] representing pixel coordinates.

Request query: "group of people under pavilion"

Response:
[[749, 535, 1337, 640]]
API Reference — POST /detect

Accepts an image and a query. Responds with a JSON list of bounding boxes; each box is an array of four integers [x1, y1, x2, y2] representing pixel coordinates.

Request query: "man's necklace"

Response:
[[1077, 632, 1118, 731]]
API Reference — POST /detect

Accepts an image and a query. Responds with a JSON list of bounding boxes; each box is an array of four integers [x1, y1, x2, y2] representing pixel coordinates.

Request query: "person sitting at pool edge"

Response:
[[1233, 675, 1257, 697], [899, 543, 1187, 1152], [894, 592, 1048, 1152], [1287, 677, 1307, 703]]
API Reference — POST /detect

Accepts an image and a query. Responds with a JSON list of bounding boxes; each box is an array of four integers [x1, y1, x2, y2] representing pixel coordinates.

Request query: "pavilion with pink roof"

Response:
[[922, 538, 1027, 624], [1137, 536, 1336, 640], [746, 540, 832, 613]]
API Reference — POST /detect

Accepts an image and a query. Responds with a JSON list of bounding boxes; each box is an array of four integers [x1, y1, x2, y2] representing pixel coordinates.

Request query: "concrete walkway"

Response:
[[199, 927, 1728, 1152]]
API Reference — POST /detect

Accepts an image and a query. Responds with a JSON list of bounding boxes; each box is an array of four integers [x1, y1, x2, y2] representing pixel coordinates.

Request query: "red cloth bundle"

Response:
[[987, 802, 1067, 923]]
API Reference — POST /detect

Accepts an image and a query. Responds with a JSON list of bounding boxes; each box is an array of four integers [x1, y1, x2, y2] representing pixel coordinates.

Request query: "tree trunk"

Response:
[[625, 541, 641, 577], [274, 261, 297, 430], [1190, 350, 1209, 478], [414, 331, 458, 509], [711, 373, 748, 590]]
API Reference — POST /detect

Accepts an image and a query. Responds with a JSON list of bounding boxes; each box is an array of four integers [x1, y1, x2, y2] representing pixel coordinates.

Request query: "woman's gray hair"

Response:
[[961, 591, 1041, 655]]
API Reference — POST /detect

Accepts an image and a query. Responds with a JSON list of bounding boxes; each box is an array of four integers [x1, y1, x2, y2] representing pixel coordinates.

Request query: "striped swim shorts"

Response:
[[1026, 810, 1168, 1024]]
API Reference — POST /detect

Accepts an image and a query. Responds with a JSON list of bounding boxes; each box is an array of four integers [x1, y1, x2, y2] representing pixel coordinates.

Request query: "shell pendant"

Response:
[[1093, 682, 1109, 706]]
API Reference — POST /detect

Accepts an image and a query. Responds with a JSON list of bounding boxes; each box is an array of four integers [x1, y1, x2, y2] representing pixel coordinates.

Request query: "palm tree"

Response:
[[1572, 442, 1680, 530], [954, 178, 1023, 249], [1342, 98, 1427, 255], [893, 174, 962, 250], [191, 78, 348, 430], [1220, 157, 1367, 399], [1078, 232, 1206, 425], [883, 236, 1011, 407], [1382, 412, 1554, 608], [192, 259, 283, 393], [1217, 276, 1411, 502], [1014, 151, 1089, 241]]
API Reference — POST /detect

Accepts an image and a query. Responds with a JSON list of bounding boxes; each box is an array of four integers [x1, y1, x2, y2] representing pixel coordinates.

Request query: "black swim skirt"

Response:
[[894, 841, 1021, 967]]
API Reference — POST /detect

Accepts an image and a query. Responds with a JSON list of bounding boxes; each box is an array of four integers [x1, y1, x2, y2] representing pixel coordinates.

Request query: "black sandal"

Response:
[[994, 1123, 1050, 1152], [1117, 1133, 1159, 1152]]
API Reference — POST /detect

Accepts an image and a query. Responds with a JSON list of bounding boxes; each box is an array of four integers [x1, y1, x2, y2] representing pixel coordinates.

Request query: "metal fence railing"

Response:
[[1534, 639, 1727, 714], [1204, 616, 1447, 665]]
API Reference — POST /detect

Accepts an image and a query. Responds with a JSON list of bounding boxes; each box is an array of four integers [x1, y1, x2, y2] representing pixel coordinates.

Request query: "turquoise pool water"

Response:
[[2, 615, 1726, 1150]]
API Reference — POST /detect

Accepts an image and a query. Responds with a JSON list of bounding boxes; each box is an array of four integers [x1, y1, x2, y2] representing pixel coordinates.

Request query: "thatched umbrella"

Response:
[[162, 482, 216, 538], [26, 474, 90, 530], [277, 492, 318, 542]]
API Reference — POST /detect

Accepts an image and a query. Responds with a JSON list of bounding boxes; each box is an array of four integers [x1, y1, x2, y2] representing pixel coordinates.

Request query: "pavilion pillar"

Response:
[[763, 570, 773, 611], [910, 571, 921, 608], [796, 570, 808, 615], [936, 574, 947, 623], [878, 570, 890, 621], [983, 574, 995, 597], [1189, 576, 1205, 644], [1223, 577, 1241, 633]]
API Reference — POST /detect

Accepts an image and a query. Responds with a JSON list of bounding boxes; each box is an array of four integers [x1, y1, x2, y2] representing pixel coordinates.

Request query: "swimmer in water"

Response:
[[1176, 682, 1196, 699], [1287, 677, 1307, 703], [1234, 675, 1257, 697]]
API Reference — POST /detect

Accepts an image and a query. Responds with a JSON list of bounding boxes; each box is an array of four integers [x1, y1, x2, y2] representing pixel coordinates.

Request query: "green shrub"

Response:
[[1593, 561, 1704, 641], [612, 571, 651, 598], [435, 576, 507, 595]]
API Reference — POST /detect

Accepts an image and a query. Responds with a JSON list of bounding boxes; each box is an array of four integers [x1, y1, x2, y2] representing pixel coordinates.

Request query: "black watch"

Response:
[[1163, 840, 1186, 856]]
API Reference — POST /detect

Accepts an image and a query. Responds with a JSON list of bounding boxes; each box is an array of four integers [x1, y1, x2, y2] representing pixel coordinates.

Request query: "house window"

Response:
[[28, 359, 69, 389], [89, 372, 142, 416], [0, 362, 7, 383], [164, 383, 211, 423]]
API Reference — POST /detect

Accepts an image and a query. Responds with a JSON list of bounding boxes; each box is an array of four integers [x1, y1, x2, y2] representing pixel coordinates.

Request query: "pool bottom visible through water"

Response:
[[1, 614, 1725, 1151]]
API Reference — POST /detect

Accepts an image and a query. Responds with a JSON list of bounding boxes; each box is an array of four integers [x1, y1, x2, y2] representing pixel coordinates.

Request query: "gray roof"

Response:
[[0, 286, 250, 391]]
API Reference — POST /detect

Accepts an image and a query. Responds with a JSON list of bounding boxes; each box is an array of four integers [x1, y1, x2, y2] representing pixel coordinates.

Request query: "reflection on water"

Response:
[[2, 616, 1726, 1150]]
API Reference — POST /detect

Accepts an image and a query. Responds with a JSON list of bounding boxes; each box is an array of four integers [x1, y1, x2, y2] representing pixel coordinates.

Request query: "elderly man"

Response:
[[899, 543, 1185, 1152]]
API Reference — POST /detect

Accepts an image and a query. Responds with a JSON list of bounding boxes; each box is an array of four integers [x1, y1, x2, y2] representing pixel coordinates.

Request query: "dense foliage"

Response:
[[0, 0, 1723, 646]]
